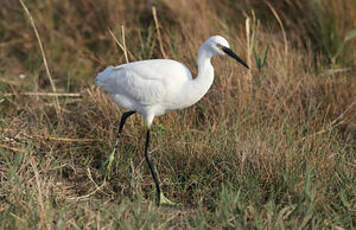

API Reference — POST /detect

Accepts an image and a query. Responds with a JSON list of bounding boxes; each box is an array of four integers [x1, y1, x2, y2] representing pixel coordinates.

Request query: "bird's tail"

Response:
[[95, 66, 114, 87]]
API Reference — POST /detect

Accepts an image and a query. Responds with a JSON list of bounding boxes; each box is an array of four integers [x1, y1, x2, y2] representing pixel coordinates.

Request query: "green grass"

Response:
[[0, 0, 355, 229]]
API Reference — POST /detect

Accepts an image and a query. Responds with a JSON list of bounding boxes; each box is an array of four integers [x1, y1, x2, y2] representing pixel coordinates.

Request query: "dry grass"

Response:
[[0, 0, 355, 229]]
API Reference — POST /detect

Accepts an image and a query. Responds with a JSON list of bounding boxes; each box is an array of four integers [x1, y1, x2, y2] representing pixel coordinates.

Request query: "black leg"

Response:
[[144, 130, 161, 206], [114, 111, 136, 150], [106, 111, 136, 179]]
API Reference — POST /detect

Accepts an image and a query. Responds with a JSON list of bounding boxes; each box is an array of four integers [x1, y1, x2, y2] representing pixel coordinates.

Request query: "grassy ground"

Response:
[[0, 0, 355, 229]]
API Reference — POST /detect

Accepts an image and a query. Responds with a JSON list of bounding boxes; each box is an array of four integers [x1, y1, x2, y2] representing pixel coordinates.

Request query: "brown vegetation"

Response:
[[0, 0, 355, 229]]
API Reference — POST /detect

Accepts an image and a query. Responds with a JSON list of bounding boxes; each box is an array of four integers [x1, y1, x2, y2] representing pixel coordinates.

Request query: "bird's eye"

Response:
[[216, 43, 223, 49]]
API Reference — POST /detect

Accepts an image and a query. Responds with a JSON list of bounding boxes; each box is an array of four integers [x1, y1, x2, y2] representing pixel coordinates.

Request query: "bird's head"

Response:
[[203, 35, 249, 69]]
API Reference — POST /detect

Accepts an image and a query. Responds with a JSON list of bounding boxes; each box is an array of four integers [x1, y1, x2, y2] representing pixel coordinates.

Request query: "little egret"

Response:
[[96, 35, 249, 206]]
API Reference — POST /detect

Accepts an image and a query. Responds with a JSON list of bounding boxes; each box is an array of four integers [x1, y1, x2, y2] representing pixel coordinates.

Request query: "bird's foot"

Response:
[[160, 193, 181, 206], [104, 149, 116, 180]]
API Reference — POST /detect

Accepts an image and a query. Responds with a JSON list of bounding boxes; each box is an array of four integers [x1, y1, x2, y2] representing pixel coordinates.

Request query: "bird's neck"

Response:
[[195, 47, 214, 94], [182, 47, 214, 108]]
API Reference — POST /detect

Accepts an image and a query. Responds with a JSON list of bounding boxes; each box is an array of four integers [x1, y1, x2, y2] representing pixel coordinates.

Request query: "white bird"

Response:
[[96, 35, 249, 206]]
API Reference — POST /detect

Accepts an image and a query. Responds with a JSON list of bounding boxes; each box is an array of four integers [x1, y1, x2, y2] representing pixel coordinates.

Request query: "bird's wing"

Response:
[[96, 59, 192, 106]]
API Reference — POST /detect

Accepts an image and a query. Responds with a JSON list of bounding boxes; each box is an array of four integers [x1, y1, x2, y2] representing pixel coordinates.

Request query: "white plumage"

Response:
[[96, 35, 249, 206], [96, 59, 193, 126]]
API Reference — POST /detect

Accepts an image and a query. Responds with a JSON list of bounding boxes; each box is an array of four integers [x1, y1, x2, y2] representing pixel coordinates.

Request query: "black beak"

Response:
[[222, 46, 249, 69]]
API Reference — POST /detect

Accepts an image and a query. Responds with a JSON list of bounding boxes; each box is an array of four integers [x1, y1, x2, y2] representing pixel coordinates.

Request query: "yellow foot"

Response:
[[160, 193, 181, 206], [104, 149, 116, 180]]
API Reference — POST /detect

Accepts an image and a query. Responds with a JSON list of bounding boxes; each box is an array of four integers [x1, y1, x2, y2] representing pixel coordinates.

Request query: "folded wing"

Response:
[[96, 59, 192, 107]]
